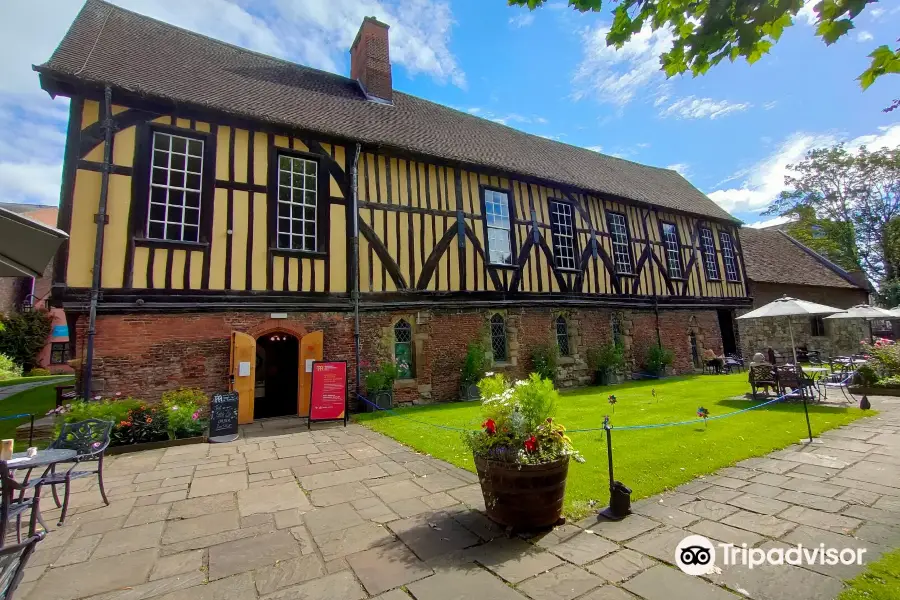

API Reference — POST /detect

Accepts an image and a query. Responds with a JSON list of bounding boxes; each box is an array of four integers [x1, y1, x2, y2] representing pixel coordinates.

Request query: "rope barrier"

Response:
[[357, 390, 795, 433], [0, 413, 32, 422]]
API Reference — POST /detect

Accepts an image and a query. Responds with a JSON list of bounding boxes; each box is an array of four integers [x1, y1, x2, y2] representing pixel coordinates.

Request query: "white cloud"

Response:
[[585, 145, 604, 153], [666, 163, 691, 177], [747, 215, 792, 229], [509, 13, 535, 28], [857, 30, 874, 42], [797, 0, 818, 25], [708, 124, 900, 214], [659, 96, 751, 120], [763, 101, 778, 110], [572, 23, 673, 106]]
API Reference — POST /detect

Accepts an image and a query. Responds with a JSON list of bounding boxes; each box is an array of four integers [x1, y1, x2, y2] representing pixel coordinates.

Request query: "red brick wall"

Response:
[[75, 306, 724, 405]]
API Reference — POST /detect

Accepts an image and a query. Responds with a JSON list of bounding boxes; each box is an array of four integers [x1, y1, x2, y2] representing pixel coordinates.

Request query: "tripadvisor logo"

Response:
[[675, 535, 868, 575]]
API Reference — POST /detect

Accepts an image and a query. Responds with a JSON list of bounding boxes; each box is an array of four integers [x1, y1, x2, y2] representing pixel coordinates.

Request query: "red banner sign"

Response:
[[309, 361, 347, 422]]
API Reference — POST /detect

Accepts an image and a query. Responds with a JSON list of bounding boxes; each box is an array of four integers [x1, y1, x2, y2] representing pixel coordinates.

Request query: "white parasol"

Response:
[[736, 295, 841, 365]]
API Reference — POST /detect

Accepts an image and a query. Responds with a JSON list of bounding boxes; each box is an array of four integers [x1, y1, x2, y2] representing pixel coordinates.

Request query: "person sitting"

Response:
[[702, 348, 724, 374]]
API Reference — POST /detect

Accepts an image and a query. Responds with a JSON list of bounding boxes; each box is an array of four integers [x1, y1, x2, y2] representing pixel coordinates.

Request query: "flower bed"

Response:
[[50, 388, 209, 447]]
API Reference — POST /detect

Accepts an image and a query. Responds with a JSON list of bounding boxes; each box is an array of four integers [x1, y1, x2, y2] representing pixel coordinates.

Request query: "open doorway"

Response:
[[254, 332, 299, 419], [717, 309, 737, 356]]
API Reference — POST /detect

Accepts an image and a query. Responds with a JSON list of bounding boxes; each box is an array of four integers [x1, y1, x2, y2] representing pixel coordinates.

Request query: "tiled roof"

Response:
[[740, 227, 863, 289], [36, 0, 738, 223]]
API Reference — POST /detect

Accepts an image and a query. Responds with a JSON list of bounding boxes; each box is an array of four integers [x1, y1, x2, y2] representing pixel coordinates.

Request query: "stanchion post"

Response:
[[605, 416, 614, 489], [801, 388, 813, 443], [599, 415, 632, 521], [28, 414, 34, 448]]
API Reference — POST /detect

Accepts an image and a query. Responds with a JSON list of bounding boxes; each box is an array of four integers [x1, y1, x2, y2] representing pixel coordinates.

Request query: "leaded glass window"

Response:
[[277, 154, 318, 251], [556, 316, 570, 356], [490, 314, 507, 362], [485, 189, 512, 265], [606, 212, 633, 274], [612, 314, 622, 346], [550, 201, 577, 270], [700, 227, 720, 280], [661, 222, 683, 279], [148, 131, 203, 242], [394, 319, 414, 379], [720, 231, 739, 281]]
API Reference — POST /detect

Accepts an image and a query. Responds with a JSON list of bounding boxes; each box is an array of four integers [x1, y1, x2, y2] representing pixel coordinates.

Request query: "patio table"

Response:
[[8, 449, 78, 532]]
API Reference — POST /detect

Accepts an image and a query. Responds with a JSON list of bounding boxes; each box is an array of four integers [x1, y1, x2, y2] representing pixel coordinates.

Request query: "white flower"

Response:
[[171, 406, 179, 411], [515, 379, 528, 387], [93, 395, 101, 400], [485, 372, 494, 377]]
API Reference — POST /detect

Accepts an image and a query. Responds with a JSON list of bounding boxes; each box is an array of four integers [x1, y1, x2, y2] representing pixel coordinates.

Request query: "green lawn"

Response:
[[0, 375, 72, 389], [0, 383, 60, 451], [839, 548, 900, 600], [356, 373, 868, 519]]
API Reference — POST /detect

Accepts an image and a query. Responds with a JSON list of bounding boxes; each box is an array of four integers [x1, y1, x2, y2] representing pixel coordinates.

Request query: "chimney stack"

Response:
[[350, 17, 392, 104]]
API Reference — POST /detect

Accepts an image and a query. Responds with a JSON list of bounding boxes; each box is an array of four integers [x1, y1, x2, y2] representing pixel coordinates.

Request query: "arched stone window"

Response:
[[556, 316, 570, 356], [611, 314, 622, 346], [490, 314, 508, 362], [394, 319, 414, 379]]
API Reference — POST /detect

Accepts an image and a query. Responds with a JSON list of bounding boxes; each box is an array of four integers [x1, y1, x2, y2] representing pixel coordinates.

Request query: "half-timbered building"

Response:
[[37, 0, 751, 420]]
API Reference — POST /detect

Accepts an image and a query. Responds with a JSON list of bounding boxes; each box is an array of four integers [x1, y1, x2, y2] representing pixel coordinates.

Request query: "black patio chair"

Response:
[[0, 463, 43, 547], [776, 366, 816, 400], [41, 419, 113, 526], [0, 534, 43, 600], [749, 364, 777, 399]]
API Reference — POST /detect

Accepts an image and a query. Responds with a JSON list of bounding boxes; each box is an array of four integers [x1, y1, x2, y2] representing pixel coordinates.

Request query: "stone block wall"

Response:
[[73, 305, 725, 407]]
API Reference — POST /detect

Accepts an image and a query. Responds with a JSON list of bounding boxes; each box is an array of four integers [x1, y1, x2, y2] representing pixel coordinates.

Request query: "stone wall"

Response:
[[73, 306, 725, 406], [738, 282, 870, 359]]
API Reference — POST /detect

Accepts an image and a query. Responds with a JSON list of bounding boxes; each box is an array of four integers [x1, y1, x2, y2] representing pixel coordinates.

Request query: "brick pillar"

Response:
[[350, 17, 393, 103]]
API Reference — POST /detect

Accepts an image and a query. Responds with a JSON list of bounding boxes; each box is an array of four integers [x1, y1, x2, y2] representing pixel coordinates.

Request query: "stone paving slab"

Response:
[[19, 397, 900, 600]]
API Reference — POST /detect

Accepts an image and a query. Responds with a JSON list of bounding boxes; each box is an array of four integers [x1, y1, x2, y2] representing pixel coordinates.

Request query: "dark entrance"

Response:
[[717, 309, 738, 356], [254, 333, 299, 419]]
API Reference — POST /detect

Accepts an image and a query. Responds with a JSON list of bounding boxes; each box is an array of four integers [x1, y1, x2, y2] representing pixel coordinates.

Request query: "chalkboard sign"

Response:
[[208, 391, 239, 443]]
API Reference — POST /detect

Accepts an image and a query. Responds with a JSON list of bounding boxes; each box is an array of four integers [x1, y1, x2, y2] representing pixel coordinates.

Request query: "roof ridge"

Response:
[[775, 230, 868, 290]]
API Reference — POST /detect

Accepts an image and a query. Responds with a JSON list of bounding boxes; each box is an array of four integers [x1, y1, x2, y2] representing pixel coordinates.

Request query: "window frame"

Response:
[[719, 231, 740, 282], [267, 145, 329, 257], [50, 342, 70, 365], [548, 199, 580, 272], [699, 227, 721, 281], [555, 315, 571, 357], [659, 221, 684, 280], [606, 211, 634, 275], [810, 316, 826, 337], [131, 123, 216, 250], [393, 319, 415, 379], [479, 185, 518, 269], [490, 314, 508, 363]]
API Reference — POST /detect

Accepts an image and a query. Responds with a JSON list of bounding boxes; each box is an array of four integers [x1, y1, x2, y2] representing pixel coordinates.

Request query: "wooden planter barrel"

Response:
[[474, 455, 569, 531]]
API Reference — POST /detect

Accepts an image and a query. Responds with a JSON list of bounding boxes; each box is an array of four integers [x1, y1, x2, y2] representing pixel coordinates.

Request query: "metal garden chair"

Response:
[[819, 370, 857, 403], [0, 534, 43, 599], [0, 463, 43, 547], [41, 419, 113, 526]]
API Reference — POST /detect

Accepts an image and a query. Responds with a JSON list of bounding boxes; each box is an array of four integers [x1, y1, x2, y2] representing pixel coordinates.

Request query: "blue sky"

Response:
[[1, 0, 897, 226]]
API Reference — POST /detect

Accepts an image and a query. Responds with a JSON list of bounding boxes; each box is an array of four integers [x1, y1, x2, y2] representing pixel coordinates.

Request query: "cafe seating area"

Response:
[[747, 352, 864, 403]]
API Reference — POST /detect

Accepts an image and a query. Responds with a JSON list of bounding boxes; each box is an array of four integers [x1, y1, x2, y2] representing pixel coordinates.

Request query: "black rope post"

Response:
[[599, 415, 632, 521], [801, 387, 813, 443], [28, 414, 34, 448]]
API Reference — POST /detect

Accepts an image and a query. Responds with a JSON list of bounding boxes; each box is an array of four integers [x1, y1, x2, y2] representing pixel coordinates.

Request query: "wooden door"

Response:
[[230, 331, 257, 424], [298, 331, 323, 417]]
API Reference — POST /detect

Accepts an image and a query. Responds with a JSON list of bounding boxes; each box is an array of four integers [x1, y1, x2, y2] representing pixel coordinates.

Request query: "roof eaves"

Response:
[[777, 230, 869, 291]]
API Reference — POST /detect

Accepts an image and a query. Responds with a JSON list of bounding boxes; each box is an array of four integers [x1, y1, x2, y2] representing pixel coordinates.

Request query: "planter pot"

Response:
[[594, 370, 611, 386], [106, 436, 207, 455], [459, 383, 481, 401], [474, 455, 569, 531], [851, 386, 900, 397], [367, 390, 393, 412]]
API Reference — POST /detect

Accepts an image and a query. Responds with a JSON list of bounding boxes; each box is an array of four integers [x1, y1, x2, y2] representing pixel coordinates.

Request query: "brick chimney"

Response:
[[350, 17, 392, 104]]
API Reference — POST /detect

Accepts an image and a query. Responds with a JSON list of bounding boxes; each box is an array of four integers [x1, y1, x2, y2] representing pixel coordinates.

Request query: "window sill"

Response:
[[269, 248, 328, 259], [490, 362, 512, 369], [558, 356, 575, 365], [706, 277, 723, 282], [488, 263, 518, 271], [556, 268, 581, 274], [615, 272, 637, 278], [725, 279, 742, 284], [134, 238, 209, 250], [394, 379, 417, 390]]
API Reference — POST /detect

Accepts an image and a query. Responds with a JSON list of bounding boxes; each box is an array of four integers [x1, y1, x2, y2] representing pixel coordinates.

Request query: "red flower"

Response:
[[524, 436, 538, 453], [483, 419, 496, 435]]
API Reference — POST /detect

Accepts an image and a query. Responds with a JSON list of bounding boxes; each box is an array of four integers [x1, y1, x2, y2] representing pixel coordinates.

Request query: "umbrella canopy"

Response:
[[737, 296, 842, 365], [0, 207, 67, 277], [736, 296, 841, 320], [824, 304, 896, 319]]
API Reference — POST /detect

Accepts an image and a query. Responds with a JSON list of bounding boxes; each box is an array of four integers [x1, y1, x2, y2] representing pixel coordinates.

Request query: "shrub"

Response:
[[861, 339, 900, 379], [857, 364, 879, 387], [586, 342, 625, 374], [26, 368, 51, 377], [643, 344, 674, 375], [530, 343, 558, 382], [0, 354, 22, 381], [875, 375, 900, 388], [364, 361, 399, 392], [111, 404, 169, 446], [460, 343, 489, 385], [0, 310, 52, 372], [161, 388, 208, 439], [56, 398, 141, 424], [463, 373, 582, 465]]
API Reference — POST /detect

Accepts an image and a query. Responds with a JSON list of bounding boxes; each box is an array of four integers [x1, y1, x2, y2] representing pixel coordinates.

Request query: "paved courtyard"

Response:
[[18, 396, 900, 600]]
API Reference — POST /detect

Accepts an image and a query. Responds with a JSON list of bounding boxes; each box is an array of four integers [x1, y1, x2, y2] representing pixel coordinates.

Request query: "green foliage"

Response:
[[643, 344, 674, 375], [838, 546, 900, 600], [507, 0, 893, 100], [0, 310, 52, 372], [857, 363, 878, 386], [874, 375, 900, 388], [460, 343, 489, 385], [161, 388, 208, 439], [26, 368, 51, 377], [877, 278, 900, 308], [0, 354, 22, 381], [530, 343, 559, 382], [766, 143, 899, 284], [586, 342, 625, 374], [784, 206, 861, 273], [364, 361, 399, 392], [58, 398, 141, 425], [861, 339, 900, 380], [465, 373, 579, 465], [111, 404, 169, 446]]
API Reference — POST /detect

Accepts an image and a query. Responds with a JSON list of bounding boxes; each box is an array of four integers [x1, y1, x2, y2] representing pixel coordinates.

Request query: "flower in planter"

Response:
[[608, 394, 617, 413], [483, 419, 496, 435], [524, 435, 538, 453]]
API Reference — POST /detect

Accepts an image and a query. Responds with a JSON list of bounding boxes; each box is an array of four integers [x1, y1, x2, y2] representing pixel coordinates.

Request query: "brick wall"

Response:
[[74, 306, 724, 406]]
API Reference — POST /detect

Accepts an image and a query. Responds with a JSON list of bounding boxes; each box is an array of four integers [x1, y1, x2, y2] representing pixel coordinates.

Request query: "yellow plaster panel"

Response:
[[171, 250, 186, 290], [208, 188, 228, 289], [189, 250, 203, 289], [195, 122, 210, 133], [111, 104, 128, 116], [330, 204, 347, 292], [301, 258, 312, 292], [112, 126, 136, 167], [176, 118, 191, 129], [84, 142, 105, 163], [67, 169, 101, 287], [100, 174, 131, 288], [82, 100, 99, 128], [252, 193, 268, 291], [230, 191, 249, 290], [233, 129, 249, 184], [253, 132, 268, 186], [334, 146, 345, 173], [216, 126, 231, 181], [274, 135, 289, 149], [152, 248, 167, 289], [132, 247, 149, 288], [292, 138, 309, 152], [359, 234, 371, 292], [152, 116, 172, 125], [273, 256, 285, 291], [288, 257, 299, 291]]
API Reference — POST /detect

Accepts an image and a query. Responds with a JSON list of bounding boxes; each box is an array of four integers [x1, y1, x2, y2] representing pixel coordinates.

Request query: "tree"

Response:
[[764, 144, 900, 284], [783, 206, 861, 272], [508, 1, 895, 94], [0, 310, 52, 372]]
